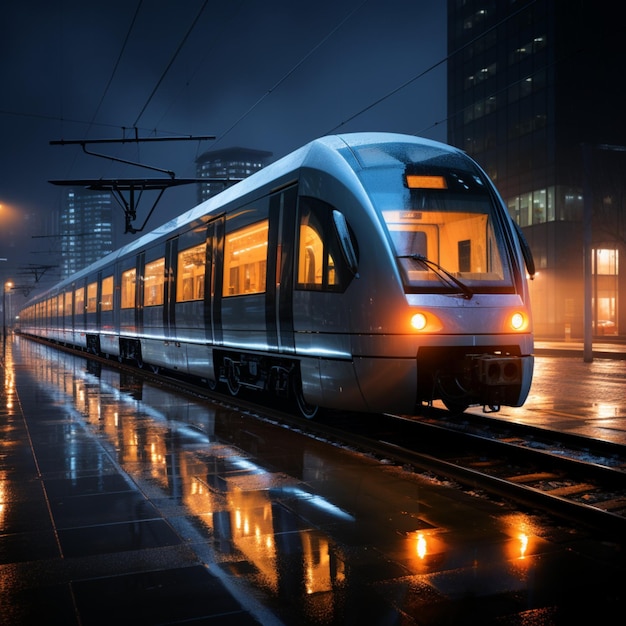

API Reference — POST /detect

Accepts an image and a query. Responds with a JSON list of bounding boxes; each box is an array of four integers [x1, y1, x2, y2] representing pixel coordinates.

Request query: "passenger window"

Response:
[[144, 258, 165, 306], [101, 276, 114, 311], [298, 225, 324, 286], [74, 287, 84, 314], [64, 292, 72, 316], [87, 282, 97, 313], [121, 269, 136, 309], [296, 197, 357, 292], [223, 221, 268, 296], [177, 243, 206, 302]]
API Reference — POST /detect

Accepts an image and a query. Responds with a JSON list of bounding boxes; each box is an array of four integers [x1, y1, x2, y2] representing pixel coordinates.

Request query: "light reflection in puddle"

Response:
[[10, 338, 559, 622]]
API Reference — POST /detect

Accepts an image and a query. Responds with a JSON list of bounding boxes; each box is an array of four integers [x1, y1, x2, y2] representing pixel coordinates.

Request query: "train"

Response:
[[18, 132, 535, 418]]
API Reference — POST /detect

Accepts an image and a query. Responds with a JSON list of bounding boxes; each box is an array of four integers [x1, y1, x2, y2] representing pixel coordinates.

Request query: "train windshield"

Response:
[[351, 142, 515, 294], [383, 180, 512, 294]]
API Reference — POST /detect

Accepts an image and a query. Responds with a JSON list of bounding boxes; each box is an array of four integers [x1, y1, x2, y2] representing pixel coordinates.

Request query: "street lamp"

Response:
[[3, 280, 13, 338]]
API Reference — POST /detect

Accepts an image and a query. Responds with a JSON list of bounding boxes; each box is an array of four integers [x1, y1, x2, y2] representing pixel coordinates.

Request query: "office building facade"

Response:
[[60, 188, 114, 278], [196, 147, 273, 203], [447, 0, 626, 338]]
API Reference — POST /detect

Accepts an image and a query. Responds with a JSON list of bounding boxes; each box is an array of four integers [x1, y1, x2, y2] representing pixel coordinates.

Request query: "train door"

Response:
[[164, 237, 178, 338], [204, 215, 225, 346], [266, 184, 298, 354], [136, 252, 145, 334]]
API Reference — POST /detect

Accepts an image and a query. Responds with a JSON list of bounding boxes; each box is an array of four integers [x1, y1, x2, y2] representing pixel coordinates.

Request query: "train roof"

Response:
[[24, 132, 462, 303]]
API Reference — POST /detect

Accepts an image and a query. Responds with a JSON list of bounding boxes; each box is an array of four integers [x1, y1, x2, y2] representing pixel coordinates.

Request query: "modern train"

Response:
[[18, 132, 535, 418]]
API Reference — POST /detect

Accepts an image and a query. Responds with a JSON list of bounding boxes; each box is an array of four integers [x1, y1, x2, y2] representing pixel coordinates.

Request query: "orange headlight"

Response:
[[411, 313, 428, 331], [410, 312, 443, 332], [510, 312, 528, 331]]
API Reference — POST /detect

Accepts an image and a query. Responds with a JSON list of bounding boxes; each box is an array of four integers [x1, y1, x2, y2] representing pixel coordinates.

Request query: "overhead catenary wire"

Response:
[[214, 0, 370, 147], [327, 0, 539, 137], [90, 0, 144, 130], [133, 0, 210, 129]]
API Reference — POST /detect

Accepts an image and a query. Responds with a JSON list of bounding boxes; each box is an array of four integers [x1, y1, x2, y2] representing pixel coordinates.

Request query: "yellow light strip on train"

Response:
[[406, 175, 447, 189]]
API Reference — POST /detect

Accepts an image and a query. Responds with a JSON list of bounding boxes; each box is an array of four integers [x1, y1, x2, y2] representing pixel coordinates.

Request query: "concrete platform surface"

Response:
[[1, 335, 625, 625]]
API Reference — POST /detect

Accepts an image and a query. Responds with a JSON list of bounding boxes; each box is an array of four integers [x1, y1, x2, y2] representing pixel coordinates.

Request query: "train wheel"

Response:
[[437, 372, 470, 416], [441, 398, 470, 416], [225, 362, 240, 396], [293, 378, 318, 419]]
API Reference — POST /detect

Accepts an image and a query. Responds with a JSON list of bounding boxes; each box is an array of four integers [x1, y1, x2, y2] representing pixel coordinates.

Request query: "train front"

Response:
[[345, 136, 534, 415]]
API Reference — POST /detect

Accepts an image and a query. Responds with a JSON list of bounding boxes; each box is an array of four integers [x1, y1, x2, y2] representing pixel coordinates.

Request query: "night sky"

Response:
[[1, 0, 446, 300]]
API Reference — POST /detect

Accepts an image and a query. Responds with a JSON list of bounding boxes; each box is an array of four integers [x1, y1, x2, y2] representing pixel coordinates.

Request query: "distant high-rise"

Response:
[[447, 1, 626, 338], [196, 147, 273, 203], [60, 188, 114, 278]]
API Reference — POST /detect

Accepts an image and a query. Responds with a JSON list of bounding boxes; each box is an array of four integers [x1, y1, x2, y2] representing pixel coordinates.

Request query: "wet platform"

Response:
[[1, 335, 625, 625]]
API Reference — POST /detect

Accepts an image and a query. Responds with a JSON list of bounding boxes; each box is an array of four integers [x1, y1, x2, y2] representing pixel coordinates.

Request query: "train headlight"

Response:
[[510, 312, 527, 331], [410, 312, 442, 332], [411, 313, 428, 331]]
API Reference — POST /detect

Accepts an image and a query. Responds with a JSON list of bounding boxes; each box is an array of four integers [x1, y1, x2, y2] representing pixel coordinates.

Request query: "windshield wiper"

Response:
[[399, 254, 474, 299]]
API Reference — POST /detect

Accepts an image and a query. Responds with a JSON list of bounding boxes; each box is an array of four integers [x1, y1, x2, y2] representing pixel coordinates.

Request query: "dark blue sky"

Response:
[[1, 0, 446, 293]]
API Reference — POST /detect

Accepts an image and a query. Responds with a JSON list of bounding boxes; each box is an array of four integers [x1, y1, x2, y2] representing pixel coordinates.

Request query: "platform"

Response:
[[1, 335, 625, 625]]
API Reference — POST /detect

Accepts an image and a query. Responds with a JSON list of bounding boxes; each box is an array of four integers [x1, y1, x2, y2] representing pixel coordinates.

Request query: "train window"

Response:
[[87, 282, 97, 313], [101, 276, 114, 311], [144, 258, 165, 306], [383, 194, 511, 292], [75, 286, 84, 314], [177, 243, 206, 302], [64, 292, 72, 316], [121, 269, 136, 308], [297, 197, 355, 292], [223, 221, 268, 296]]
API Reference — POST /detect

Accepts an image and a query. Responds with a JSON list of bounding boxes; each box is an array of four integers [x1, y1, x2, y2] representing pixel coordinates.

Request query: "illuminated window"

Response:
[[223, 221, 268, 296], [74, 286, 84, 315], [297, 198, 355, 292], [101, 276, 114, 311], [593, 248, 618, 334], [64, 292, 73, 316], [298, 224, 324, 286], [121, 269, 136, 309], [593, 248, 618, 275], [177, 243, 206, 302], [144, 258, 165, 306], [87, 282, 98, 313]]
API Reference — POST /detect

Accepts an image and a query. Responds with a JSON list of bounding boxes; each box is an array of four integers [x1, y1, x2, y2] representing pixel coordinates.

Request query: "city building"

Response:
[[447, 0, 626, 338], [196, 147, 273, 203], [60, 188, 114, 278]]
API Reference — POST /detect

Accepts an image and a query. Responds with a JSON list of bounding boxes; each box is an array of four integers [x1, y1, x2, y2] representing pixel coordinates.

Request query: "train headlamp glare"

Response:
[[411, 313, 428, 331], [511, 312, 525, 331]]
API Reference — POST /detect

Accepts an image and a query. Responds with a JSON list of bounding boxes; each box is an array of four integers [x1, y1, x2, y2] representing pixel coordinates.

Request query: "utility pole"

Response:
[[582, 144, 593, 363]]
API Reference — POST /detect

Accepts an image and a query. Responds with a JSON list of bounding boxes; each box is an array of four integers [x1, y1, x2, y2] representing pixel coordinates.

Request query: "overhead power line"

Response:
[[133, 0, 210, 127], [216, 0, 369, 146]]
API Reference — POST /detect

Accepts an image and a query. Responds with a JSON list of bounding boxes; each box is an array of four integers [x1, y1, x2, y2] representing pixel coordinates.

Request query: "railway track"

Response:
[[309, 409, 626, 538], [21, 336, 626, 540]]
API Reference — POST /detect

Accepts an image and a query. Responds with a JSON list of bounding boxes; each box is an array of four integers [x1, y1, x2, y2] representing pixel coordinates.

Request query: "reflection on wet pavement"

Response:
[[2, 336, 625, 625]]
